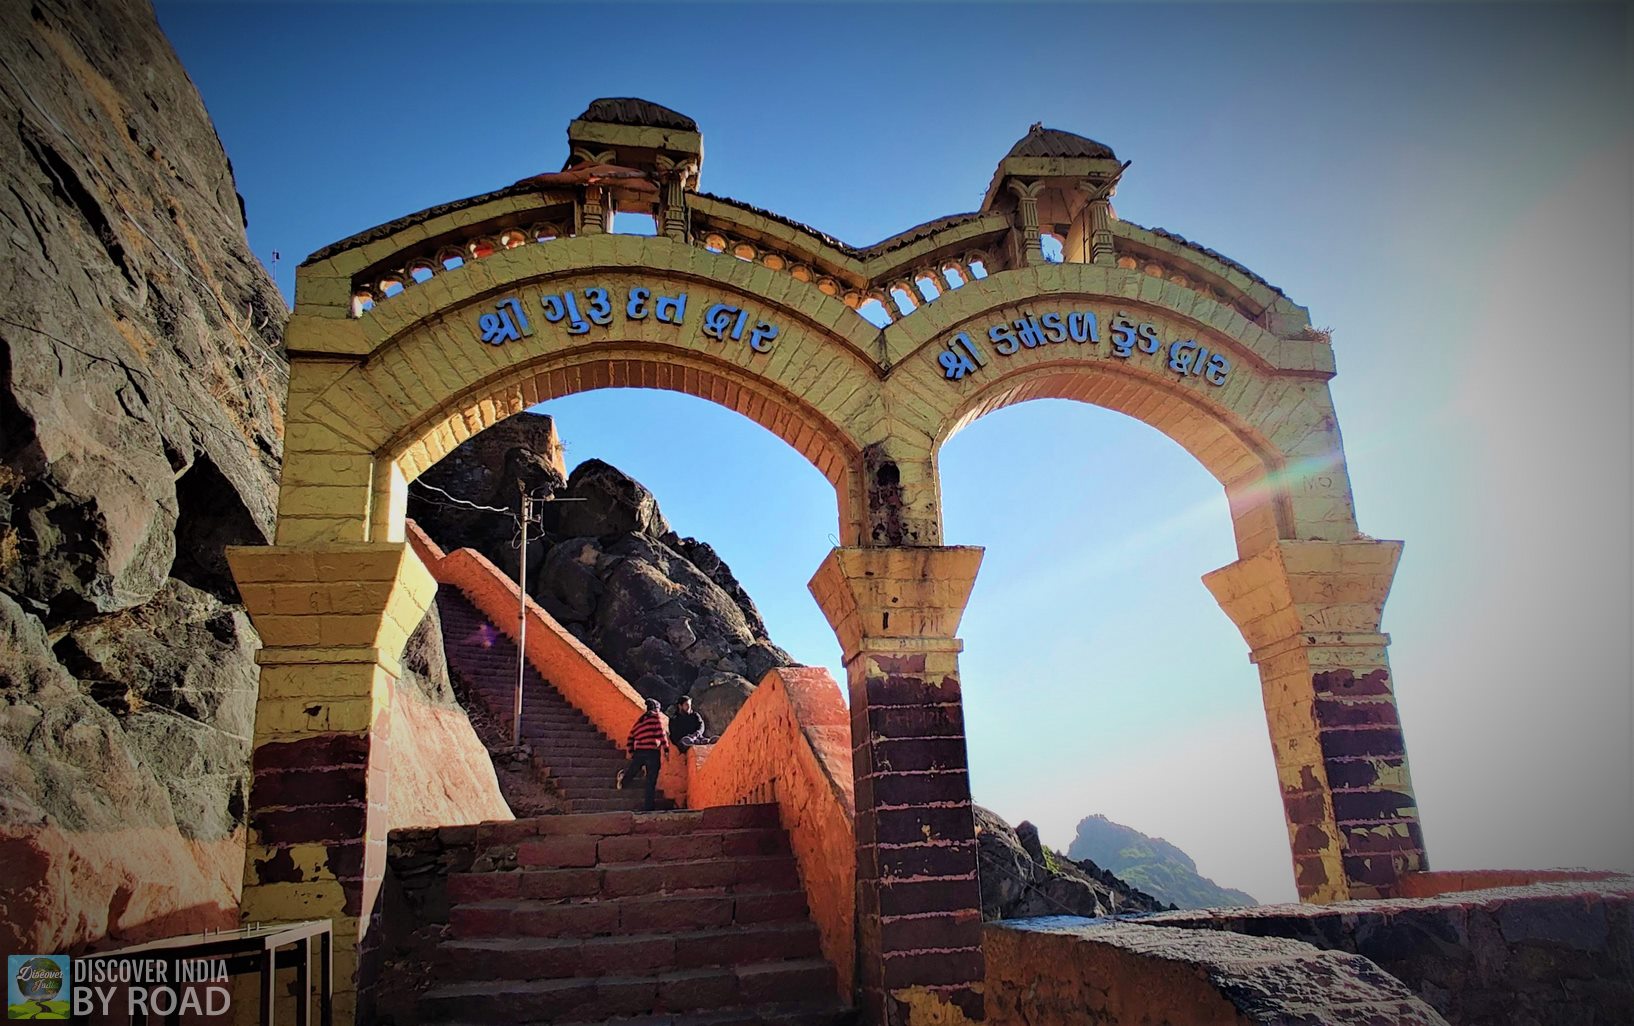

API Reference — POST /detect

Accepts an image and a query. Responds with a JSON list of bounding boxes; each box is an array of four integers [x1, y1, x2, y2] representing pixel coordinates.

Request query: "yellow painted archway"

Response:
[[229, 99, 1426, 1025]]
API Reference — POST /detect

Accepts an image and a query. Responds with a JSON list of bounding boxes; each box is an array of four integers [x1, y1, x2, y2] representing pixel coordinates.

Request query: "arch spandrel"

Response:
[[872, 263, 1359, 556], [277, 236, 890, 549]]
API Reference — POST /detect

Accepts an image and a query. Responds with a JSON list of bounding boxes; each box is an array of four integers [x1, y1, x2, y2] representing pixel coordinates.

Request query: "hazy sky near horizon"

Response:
[[156, 2, 1633, 903]]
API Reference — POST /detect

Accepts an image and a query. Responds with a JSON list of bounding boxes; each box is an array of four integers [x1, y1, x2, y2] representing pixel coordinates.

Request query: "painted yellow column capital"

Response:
[[808, 546, 983, 662], [1203, 538, 1403, 653], [228, 542, 436, 676]]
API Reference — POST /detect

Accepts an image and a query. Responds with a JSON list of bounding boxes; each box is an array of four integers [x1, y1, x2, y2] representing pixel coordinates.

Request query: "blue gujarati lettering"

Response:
[[702, 302, 748, 342], [541, 291, 590, 335], [477, 297, 530, 346], [939, 332, 986, 380]]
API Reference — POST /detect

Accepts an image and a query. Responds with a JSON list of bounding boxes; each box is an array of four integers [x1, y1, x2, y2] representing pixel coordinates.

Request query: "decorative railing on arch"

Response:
[[348, 214, 576, 317]]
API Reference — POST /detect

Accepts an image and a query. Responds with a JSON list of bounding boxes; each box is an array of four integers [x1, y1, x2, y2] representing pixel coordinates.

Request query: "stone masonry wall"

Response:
[[984, 917, 1449, 1025], [1142, 878, 1634, 1026], [688, 666, 858, 1000]]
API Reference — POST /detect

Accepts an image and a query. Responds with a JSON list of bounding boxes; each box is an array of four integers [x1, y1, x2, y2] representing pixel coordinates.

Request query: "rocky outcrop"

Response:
[[0, 593, 242, 952], [0, 0, 286, 951], [1068, 814, 1257, 910], [408, 415, 792, 726], [976, 806, 1168, 921]]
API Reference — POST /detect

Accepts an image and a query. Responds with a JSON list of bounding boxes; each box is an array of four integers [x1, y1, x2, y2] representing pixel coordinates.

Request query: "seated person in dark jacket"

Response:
[[668, 695, 714, 750]]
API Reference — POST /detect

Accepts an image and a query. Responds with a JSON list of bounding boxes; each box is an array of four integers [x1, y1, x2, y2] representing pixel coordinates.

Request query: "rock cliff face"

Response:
[[976, 806, 1169, 920], [0, 0, 284, 952], [1068, 813, 1258, 910], [0, 1, 509, 955], [408, 413, 793, 729]]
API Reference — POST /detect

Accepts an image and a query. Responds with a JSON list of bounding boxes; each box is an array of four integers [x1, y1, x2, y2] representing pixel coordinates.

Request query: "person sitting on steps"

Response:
[[667, 695, 717, 751], [615, 698, 668, 811]]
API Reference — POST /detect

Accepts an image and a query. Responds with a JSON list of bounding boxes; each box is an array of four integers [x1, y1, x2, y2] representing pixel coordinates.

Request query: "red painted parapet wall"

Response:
[[405, 522, 687, 804], [689, 666, 858, 1001]]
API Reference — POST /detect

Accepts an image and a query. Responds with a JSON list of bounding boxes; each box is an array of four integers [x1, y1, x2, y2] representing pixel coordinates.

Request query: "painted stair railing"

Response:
[[406, 522, 688, 805], [436, 590, 674, 813]]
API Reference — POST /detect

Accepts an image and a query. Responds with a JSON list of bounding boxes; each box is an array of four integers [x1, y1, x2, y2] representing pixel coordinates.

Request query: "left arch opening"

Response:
[[375, 347, 866, 548]]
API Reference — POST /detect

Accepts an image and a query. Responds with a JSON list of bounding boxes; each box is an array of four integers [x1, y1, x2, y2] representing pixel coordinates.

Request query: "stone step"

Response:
[[418, 960, 837, 1023], [572, 797, 678, 813], [541, 765, 629, 781], [429, 1002, 853, 1026], [535, 748, 630, 762], [449, 881, 805, 938], [473, 806, 779, 839], [531, 734, 621, 747], [449, 873, 809, 919], [511, 712, 595, 726], [437, 921, 822, 980], [449, 830, 790, 890]]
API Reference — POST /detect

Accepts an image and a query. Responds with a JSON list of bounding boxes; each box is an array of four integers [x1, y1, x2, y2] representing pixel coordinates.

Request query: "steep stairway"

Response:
[[437, 591, 673, 813], [414, 805, 850, 1025]]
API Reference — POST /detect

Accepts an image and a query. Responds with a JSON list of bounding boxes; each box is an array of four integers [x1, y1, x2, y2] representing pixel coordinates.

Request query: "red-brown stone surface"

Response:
[[688, 666, 857, 1000]]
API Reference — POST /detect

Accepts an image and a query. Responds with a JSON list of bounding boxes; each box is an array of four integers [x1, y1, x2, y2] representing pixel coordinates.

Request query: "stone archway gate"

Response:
[[228, 99, 1426, 1024]]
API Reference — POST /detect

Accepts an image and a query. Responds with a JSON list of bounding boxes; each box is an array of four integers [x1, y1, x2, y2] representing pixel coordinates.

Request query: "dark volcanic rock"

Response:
[[408, 411, 567, 569], [50, 580, 259, 843], [401, 603, 455, 707], [976, 805, 1169, 921], [556, 459, 672, 538], [409, 417, 793, 725], [1, 1, 284, 625], [0, 592, 240, 952], [0, 0, 288, 951]]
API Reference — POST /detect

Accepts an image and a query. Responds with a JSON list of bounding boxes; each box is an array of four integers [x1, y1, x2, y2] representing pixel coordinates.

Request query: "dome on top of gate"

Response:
[[1005, 122, 1116, 160], [576, 97, 699, 132]]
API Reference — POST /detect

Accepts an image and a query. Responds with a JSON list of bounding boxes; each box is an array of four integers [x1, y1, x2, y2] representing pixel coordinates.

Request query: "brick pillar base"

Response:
[[811, 547, 986, 1026], [228, 543, 436, 1024], [1205, 539, 1427, 902]]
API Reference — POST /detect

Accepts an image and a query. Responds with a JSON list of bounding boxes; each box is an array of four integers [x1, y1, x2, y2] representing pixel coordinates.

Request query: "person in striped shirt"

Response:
[[616, 698, 669, 811]]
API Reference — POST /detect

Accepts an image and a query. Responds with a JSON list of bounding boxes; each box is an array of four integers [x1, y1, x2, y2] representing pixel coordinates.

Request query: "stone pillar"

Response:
[[1087, 195, 1115, 266], [227, 543, 437, 1025], [578, 185, 608, 235], [1080, 176, 1119, 266], [656, 155, 695, 243], [1006, 180, 1045, 266], [1204, 539, 1428, 902], [810, 547, 986, 1026]]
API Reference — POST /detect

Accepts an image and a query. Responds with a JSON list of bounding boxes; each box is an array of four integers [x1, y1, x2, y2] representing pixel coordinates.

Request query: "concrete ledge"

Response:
[[1140, 877, 1634, 1026], [985, 916, 1448, 1025]]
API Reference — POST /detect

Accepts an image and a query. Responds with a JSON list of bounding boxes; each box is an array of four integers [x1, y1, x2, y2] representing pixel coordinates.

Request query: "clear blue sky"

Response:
[[157, 2, 1633, 903]]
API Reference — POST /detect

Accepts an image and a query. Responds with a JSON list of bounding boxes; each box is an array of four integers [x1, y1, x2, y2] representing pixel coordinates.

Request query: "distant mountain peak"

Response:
[[1068, 814, 1257, 911]]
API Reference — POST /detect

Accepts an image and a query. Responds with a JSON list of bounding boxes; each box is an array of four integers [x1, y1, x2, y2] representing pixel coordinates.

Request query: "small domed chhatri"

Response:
[[982, 120, 1129, 265], [1006, 121, 1117, 161]]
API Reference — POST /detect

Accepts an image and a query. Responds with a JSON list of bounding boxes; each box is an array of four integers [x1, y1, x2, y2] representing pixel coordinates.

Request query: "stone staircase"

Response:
[[437, 591, 673, 813], [402, 589, 852, 1024], [411, 806, 849, 1025]]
